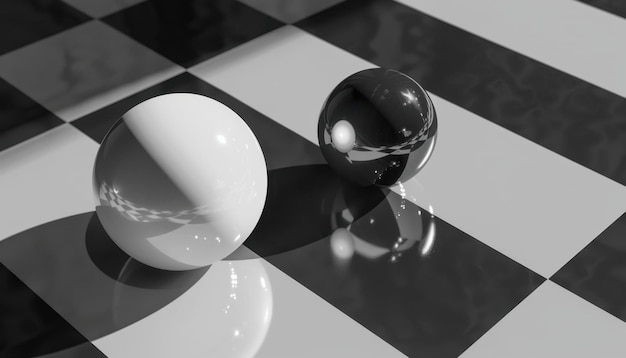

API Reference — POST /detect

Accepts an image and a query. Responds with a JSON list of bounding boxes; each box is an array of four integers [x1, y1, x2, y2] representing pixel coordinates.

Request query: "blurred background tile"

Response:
[[0, 0, 88, 56], [104, 0, 284, 67], [0, 21, 183, 122], [0, 78, 64, 152], [61, 0, 147, 18]]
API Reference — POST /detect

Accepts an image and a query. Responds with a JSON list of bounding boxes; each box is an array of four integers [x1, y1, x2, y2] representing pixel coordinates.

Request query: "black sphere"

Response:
[[318, 68, 437, 187]]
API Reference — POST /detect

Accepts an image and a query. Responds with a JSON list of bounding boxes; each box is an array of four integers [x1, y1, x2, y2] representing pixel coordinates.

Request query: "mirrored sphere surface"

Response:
[[329, 181, 436, 263], [318, 68, 437, 187], [93, 93, 268, 270]]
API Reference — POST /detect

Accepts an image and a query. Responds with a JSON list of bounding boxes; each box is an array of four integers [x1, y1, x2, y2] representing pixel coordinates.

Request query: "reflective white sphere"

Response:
[[93, 93, 268, 270]]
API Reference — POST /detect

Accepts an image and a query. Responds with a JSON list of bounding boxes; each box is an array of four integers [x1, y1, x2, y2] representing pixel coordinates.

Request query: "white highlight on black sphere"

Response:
[[331, 120, 356, 153]]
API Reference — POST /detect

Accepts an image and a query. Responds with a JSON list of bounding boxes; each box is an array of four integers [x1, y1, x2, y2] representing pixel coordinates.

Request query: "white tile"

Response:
[[396, 0, 626, 98], [94, 248, 406, 358], [237, 0, 345, 23], [0, 21, 183, 122], [190, 25, 626, 277], [0, 125, 98, 240], [461, 281, 626, 358]]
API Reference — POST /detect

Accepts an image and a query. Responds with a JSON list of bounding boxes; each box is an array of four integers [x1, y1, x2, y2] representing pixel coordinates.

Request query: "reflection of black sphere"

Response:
[[349, 193, 435, 262], [318, 68, 437, 187], [329, 183, 437, 263]]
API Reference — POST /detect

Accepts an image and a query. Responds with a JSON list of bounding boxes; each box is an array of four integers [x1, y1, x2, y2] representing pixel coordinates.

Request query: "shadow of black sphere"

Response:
[[243, 164, 388, 258]]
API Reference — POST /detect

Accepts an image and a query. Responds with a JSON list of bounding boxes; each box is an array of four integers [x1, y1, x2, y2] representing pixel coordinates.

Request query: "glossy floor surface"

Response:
[[1, 0, 626, 357]]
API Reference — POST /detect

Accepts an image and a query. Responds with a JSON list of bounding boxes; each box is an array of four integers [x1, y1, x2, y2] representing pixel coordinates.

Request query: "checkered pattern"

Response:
[[97, 182, 210, 224], [323, 125, 432, 162], [352, 134, 427, 161], [323, 108, 434, 163], [1, 0, 626, 357]]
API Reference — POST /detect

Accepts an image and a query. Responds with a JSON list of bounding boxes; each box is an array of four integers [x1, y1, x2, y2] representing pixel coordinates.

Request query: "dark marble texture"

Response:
[[297, 0, 626, 186], [318, 68, 437, 187], [552, 212, 626, 322], [0, 0, 89, 56], [0, 78, 64, 152], [265, 191, 545, 358], [72, 72, 326, 170], [103, 0, 284, 67], [577, 0, 626, 18], [0, 263, 105, 357]]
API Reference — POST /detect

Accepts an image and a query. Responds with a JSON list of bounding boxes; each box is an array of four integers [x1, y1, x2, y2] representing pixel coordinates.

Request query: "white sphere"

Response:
[[93, 93, 268, 270]]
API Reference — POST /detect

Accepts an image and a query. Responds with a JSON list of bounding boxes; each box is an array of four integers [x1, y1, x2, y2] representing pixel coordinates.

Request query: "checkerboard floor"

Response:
[[1, 0, 626, 357]]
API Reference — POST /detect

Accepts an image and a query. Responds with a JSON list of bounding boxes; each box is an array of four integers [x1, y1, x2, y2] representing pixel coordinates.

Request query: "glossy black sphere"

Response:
[[318, 68, 437, 187]]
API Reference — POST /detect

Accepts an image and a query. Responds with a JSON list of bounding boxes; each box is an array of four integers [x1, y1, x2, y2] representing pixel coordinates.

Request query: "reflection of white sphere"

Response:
[[331, 120, 356, 153], [112, 259, 273, 358], [330, 228, 355, 260], [93, 93, 268, 270]]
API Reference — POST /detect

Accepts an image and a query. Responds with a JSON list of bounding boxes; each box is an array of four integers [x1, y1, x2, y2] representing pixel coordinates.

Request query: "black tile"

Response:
[[0, 78, 64, 152], [297, 0, 626, 186], [0, 262, 105, 358], [0, 0, 89, 56], [72, 72, 325, 170], [552, 212, 626, 322], [576, 0, 626, 18], [103, 0, 284, 67], [261, 187, 545, 358]]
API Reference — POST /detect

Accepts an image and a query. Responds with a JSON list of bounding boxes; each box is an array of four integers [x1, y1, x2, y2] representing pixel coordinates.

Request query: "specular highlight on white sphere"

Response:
[[93, 93, 268, 271]]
